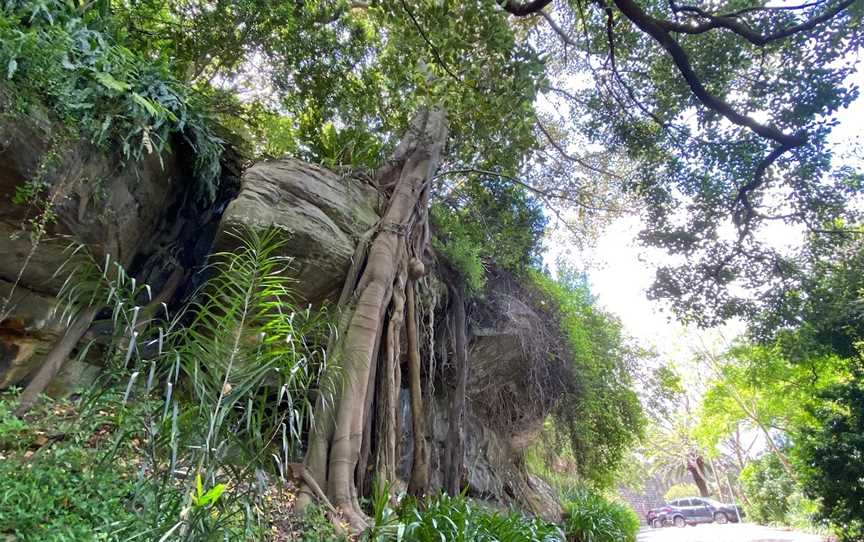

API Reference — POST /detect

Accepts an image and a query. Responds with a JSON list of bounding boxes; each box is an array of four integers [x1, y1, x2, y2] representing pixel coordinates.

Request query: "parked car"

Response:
[[647, 504, 675, 528], [662, 497, 745, 526]]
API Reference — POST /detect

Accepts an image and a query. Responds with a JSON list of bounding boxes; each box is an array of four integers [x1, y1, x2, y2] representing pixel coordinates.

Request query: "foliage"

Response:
[[757, 235, 864, 360], [432, 176, 548, 293], [7, 227, 328, 540], [739, 454, 797, 525], [367, 492, 564, 542], [560, 485, 640, 542], [103, 2, 864, 327], [0, 0, 223, 202], [528, 266, 645, 485], [797, 361, 864, 541], [664, 483, 702, 502], [692, 241, 864, 537], [695, 342, 846, 456], [119, 226, 329, 539], [293, 505, 347, 542], [0, 389, 147, 541], [0, 447, 134, 541]]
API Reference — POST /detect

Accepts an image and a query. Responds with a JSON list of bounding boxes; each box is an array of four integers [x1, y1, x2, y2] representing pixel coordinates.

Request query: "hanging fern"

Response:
[[0, 0, 224, 202]]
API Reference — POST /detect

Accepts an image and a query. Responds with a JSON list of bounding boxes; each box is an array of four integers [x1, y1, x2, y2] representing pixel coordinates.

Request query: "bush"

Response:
[[527, 267, 645, 486], [740, 454, 796, 524], [798, 370, 864, 541], [561, 486, 640, 542], [366, 492, 564, 542], [0, 1, 223, 202], [0, 390, 145, 541]]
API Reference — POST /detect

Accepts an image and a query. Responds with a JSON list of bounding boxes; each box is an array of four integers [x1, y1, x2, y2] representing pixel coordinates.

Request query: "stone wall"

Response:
[[619, 475, 670, 524]]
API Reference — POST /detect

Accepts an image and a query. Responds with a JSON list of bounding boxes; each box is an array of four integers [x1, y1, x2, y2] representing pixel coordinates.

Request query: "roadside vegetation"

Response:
[[1, 0, 861, 541], [634, 236, 864, 540]]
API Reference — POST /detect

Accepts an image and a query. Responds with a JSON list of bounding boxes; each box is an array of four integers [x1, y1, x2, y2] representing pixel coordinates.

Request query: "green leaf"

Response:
[[131, 92, 159, 117], [93, 72, 130, 92], [199, 484, 226, 506]]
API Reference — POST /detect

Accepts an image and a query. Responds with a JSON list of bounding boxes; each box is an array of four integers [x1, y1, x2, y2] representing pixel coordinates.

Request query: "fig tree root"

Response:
[[443, 279, 468, 495]]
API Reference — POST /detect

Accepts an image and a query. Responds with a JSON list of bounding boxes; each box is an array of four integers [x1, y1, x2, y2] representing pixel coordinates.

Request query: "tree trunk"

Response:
[[687, 454, 711, 497], [15, 306, 98, 416], [299, 108, 447, 529]]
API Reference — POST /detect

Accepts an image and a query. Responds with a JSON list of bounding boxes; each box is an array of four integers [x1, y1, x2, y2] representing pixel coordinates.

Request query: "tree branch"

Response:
[[502, 0, 554, 16], [400, 0, 466, 86], [662, 0, 856, 46], [539, 10, 578, 45], [536, 121, 626, 180], [610, 0, 807, 148]]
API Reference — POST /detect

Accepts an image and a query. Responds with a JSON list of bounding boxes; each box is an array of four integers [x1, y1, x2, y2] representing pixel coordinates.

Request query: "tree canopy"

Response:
[[5, 0, 861, 320]]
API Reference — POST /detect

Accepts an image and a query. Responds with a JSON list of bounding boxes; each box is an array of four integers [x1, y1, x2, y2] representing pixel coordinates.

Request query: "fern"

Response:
[[0, 1, 224, 202], [128, 226, 330, 539]]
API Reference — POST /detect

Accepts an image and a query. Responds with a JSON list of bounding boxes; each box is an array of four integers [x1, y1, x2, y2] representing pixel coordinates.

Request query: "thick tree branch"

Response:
[[502, 0, 554, 16], [724, 1, 828, 18], [733, 142, 795, 233], [610, 0, 807, 148]]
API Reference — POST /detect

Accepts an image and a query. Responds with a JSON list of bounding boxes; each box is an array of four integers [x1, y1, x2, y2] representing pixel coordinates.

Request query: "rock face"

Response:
[[215, 159, 381, 305], [0, 92, 239, 389], [0, 122, 560, 518]]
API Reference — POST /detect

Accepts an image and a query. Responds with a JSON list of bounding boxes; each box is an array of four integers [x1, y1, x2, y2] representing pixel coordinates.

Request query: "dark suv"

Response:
[[663, 497, 744, 526]]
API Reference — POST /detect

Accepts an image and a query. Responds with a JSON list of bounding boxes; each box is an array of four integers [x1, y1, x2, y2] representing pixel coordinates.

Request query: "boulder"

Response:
[[215, 159, 381, 305], [0, 90, 239, 389]]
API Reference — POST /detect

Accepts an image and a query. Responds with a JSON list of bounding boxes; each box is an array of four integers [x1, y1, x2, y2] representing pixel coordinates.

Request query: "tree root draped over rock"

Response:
[[298, 107, 448, 530]]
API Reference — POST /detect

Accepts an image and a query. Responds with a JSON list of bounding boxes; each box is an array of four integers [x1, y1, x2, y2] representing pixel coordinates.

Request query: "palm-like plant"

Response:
[[127, 226, 330, 540]]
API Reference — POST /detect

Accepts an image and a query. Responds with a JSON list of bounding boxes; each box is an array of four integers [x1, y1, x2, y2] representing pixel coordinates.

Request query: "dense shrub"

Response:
[[0, 390, 145, 541], [0, 1, 223, 202], [0, 446, 138, 541], [798, 368, 864, 541], [527, 268, 645, 486], [740, 454, 796, 524], [560, 486, 640, 542], [366, 492, 564, 542]]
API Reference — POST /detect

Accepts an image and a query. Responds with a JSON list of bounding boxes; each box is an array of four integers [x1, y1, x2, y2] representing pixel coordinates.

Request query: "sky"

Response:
[[552, 65, 864, 366]]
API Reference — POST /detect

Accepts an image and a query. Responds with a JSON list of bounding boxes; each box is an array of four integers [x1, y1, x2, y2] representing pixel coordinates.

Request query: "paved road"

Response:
[[637, 523, 826, 542]]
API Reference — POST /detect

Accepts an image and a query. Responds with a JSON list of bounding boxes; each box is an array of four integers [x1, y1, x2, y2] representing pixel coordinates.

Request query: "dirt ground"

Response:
[[637, 523, 827, 542]]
